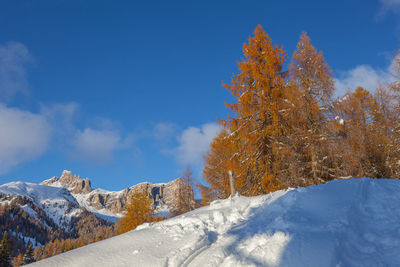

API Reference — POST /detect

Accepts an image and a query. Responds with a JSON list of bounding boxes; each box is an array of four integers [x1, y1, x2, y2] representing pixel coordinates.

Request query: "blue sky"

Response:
[[0, 0, 399, 190]]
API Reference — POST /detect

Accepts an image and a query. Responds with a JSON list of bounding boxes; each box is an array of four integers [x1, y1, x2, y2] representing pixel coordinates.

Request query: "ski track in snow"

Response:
[[29, 178, 400, 267]]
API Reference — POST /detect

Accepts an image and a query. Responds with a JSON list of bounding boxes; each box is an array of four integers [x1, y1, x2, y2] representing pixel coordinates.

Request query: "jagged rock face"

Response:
[[85, 178, 195, 215], [40, 170, 195, 217], [41, 170, 92, 194], [86, 191, 126, 214]]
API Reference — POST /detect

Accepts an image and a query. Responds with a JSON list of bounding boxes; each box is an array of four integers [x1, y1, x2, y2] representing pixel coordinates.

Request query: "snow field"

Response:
[[30, 178, 400, 267]]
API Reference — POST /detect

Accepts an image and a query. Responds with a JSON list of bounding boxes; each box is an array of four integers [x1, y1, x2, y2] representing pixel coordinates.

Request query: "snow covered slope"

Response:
[[0, 181, 82, 229], [30, 178, 400, 267]]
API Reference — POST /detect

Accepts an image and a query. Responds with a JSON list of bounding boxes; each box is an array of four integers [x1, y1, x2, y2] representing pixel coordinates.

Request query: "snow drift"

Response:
[[30, 178, 400, 266]]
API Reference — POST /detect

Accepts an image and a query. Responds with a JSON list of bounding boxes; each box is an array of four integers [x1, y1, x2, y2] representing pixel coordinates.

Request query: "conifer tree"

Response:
[[289, 32, 334, 182], [22, 243, 35, 265], [387, 49, 400, 177], [220, 25, 293, 195], [118, 190, 162, 234], [0, 231, 11, 267], [171, 167, 196, 216], [202, 130, 239, 198], [369, 87, 394, 177], [334, 87, 377, 177]]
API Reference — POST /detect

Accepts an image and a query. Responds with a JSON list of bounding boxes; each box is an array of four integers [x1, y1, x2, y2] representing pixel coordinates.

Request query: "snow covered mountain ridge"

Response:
[[31, 178, 400, 267], [1, 170, 194, 222], [39, 170, 194, 218], [0, 180, 84, 231], [0, 170, 194, 254]]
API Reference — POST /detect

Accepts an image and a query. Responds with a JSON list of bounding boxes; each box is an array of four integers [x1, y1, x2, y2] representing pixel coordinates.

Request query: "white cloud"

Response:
[[71, 128, 132, 164], [174, 123, 221, 166], [40, 102, 80, 134], [153, 122, 177, 141], [335, 62, 395, 97], [379, 0, 400, 14], [0, 42, 31, 101], [41, 103, 134, 165], [0, 104, 51, 174]]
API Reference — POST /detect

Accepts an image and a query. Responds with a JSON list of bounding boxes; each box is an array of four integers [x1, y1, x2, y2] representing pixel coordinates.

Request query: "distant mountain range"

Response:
[[0, 170, 194, 255]]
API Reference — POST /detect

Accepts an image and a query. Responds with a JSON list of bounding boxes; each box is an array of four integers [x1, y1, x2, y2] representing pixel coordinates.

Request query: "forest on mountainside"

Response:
[[0, 194, 116, 266]]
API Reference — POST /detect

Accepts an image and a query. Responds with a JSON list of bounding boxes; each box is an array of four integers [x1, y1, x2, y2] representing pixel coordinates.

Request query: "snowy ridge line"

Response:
[[0, 181, 84, 230]]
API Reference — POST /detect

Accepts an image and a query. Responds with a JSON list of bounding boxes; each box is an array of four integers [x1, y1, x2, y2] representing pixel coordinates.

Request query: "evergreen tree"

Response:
[[22, 243, 35, 265], [0, 231, 11, 267]]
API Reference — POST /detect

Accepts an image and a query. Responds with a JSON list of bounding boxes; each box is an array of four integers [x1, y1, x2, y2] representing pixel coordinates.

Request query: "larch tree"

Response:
[[289, 32, 335, 183], [202, 130, 239, 199], [219, 25, 294, 195], [334, 87, 377, 177], [170, 167, 196, 216], [118, 190, 162, 234], [387, 49, 400, 177]]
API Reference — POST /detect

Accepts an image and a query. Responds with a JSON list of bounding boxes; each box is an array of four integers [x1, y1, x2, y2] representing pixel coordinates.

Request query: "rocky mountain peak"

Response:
[[39, 171, 195, 217], [41, 170, 92, 194]]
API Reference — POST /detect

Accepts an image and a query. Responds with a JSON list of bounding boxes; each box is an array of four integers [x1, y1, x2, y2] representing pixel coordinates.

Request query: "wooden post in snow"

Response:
[[229, 170, 236, 197]]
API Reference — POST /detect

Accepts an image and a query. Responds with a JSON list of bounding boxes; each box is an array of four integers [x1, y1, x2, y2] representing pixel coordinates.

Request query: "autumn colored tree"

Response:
[[196, 183, 215, 206], [200, 28, 399, 205], [333, 87, 378, 177], [202, 130, 239, 199], [12, 253, 23, 267], [170, 167, 196, 216], [369, 87, 395, 177], [118, 190, 162, 234], [219, 25, 294, 195], [386, 49, 400, 177], [289, 32, 335, 183]]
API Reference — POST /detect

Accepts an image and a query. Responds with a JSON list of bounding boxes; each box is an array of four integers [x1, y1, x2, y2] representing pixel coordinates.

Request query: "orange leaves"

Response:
[[118, 190, 161, 234], [203, 130, 238, 198], [289, 32, 334, 105], [202, 26, 399, 203], [215, 25, 291, 196]]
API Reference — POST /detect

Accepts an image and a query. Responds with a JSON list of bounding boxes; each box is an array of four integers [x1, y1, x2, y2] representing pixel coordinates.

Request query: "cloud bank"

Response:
[[334, 55, 397, 97], [335, 65, 393, 96], [71, 128, 132, 164], [379, 0, 400, 15], [0, 42, 30, 102], [174, 123, 221, 166], [0, 105, 51, 174]]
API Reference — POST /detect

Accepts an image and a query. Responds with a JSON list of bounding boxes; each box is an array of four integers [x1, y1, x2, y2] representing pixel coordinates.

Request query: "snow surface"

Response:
[[71, 191, 122, 221], [30, 178, 400, 267], [0, 181, 82, 229]]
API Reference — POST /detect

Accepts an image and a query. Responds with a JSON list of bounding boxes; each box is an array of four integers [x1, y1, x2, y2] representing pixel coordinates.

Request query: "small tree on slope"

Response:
[[22, 243, 35, 265], [118, 190, 162, 234], [0, 231, 10, 267], [171, 167, 196, 216]]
